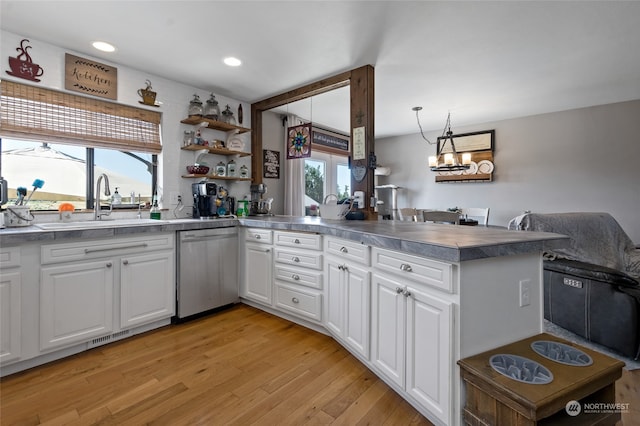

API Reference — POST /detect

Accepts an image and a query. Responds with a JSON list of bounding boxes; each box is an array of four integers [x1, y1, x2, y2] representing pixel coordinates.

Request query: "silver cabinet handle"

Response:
[[338, 264, 344, 271], [340, 246, 348, 253], [396, 287, 404, 294], [255, 234, 261, 239], [293, 256, 300, 263], [294, 238, 300, 244], [265, 249, 271, 253], [106, 262, 113, 268], [403, 290, 412, 298], [292, 297, 299, 304], [292, 274, 300, 281], [122, 260, 129, 265], [342, 264, 348, 271], [400, 263, 413, 272]]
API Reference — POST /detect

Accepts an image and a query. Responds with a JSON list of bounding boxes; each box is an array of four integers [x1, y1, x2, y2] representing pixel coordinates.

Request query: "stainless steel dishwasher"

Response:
[[177, 227, 238, 320]]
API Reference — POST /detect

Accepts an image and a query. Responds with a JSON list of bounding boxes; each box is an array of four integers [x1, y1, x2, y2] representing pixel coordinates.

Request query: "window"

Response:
[[304, 151, 350, 215], [1, 138, 155, 210]]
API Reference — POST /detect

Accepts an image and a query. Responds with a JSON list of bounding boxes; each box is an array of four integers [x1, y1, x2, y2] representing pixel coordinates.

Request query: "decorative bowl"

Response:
[[186, 165, 210, 175]]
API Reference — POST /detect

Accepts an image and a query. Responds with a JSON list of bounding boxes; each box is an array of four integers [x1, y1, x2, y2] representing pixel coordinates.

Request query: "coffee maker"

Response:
[[249, 183, 273, 216], [192, 182, 234, 218]]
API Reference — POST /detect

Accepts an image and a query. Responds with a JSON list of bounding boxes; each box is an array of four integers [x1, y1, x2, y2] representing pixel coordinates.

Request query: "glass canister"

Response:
[[239, 164, 249, 178], [227, 159, 236, 177], [183, 130, 195, 147], [221, 105, 236, 125], [215, 161, 226, 176], [204, 94, 220, 120], [188, 94, 203, 117]]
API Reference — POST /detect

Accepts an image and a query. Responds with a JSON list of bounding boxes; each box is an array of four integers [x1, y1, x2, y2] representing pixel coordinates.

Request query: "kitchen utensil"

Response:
[[15, 186, 27, 205], [23, 179, 44, 205]]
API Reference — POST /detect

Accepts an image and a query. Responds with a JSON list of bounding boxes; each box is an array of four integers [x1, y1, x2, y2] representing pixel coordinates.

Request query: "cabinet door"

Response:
[[344, 263, 370, 359], [120, 251, 175, 329], [406, 286, 453, 425], [371, 273, 405, 388], [40, 260, 113, 351], [324, 260, 344, 336], [0, 270, 21, 363], [243, 243, 273, 305]]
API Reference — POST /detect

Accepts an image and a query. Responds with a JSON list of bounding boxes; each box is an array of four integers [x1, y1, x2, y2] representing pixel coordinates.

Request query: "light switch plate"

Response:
[[519, 279, 531, 307]]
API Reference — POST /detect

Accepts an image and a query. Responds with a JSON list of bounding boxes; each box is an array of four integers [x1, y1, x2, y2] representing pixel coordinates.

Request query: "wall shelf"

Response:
[[180, 116, 251, 134], [435, 174, 492, 183], [181, 144, 252, 157], [181, 174, 252, 181]]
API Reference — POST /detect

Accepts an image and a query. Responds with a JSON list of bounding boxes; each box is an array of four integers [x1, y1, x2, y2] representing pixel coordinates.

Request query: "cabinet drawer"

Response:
[[41, 234, 174, 265], [274, 283, 322, 322], [245, 228, 273, 244], [372, 247, 453, 293], [325, 238, 370, 265], [0, 246, 21, 268], [275, 265, 323, 289], [274, 248, 323, 270], [274, 231, 322, 250]]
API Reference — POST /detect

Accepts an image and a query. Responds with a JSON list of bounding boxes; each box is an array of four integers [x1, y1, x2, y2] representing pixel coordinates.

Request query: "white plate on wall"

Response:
[[463, 161, 478, 175], [477, 160, 494, 174]]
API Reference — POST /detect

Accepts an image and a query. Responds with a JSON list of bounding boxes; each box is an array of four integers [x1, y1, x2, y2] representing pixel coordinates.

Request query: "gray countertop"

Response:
[[0, 216, 567, 262]]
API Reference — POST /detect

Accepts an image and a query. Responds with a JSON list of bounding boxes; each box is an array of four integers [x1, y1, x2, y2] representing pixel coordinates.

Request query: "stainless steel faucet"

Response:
[[94, 173, 112, 220]]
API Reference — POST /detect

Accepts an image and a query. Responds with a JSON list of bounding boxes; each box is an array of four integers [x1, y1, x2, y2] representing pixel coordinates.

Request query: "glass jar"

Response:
[[221, 105, 236, 125], [183, 130, 195, 147], [215, 161, 226, 176], [239, 164, 249, 178], [204, 94, 220, 120], [227, 159, 236, 177], [188, 94, 203, 117]]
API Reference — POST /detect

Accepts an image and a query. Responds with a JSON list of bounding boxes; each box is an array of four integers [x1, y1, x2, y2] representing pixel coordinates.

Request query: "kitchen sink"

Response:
[[35, 218, 169, 230]]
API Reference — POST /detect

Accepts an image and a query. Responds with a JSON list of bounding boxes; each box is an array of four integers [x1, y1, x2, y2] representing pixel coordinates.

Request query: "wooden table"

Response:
[[458, 333, 624, 425]]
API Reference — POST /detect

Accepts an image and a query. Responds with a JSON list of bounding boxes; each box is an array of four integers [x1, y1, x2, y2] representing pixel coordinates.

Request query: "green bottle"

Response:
[[150, 194, 161, 220]]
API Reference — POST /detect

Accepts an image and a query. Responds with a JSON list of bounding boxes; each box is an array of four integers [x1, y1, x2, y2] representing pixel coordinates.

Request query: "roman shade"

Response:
[[0, 80, 162, 153]]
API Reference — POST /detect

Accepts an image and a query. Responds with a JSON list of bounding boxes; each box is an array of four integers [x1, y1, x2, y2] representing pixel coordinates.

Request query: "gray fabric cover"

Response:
[[508, 212, 639, 281]]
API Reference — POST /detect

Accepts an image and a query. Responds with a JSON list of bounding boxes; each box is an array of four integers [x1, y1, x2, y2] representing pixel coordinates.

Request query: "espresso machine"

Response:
[[192, 182, 234, 218], [249, 183, 273, 216]]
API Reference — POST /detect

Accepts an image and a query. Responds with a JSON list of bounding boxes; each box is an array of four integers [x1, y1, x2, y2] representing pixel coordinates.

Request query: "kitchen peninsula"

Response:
[[0, 217, 567, 426]]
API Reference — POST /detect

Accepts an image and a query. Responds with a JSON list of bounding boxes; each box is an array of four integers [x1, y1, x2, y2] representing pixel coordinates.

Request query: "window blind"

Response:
[[0, 80, 162, 153]]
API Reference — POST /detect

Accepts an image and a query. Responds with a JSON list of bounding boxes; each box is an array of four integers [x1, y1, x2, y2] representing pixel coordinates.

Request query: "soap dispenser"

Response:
[[112, 187, 122, 205]]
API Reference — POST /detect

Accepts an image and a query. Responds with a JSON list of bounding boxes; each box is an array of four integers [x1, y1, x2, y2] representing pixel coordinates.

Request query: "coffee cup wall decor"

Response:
[[6, 39, 44, 82], [137, 79, 158, 106]]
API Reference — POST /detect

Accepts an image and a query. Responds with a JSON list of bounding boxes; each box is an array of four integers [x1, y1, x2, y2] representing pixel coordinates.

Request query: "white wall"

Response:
[[261, 110, 286, 215], [1, 30, 252, 217], [375, 100, 640, 242]]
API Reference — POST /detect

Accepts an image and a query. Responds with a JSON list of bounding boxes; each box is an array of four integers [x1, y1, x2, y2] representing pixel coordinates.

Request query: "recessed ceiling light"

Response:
[[92, 41, 116, 52], [223, 57, 242, 67]]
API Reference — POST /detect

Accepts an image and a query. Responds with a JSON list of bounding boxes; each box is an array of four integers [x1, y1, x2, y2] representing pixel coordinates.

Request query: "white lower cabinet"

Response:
[[243, 242, 273, 305], [0, 245, 22, 364], [40, 259, 114, 351], [39, 234, 175, 352], [325, 258, 370, 359], [371, 272, 453, 426], [120, 251, 174, 329]]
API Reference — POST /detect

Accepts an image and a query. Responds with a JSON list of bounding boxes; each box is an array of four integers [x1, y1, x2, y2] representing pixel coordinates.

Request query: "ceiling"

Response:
[[2, 1, 639, 138]]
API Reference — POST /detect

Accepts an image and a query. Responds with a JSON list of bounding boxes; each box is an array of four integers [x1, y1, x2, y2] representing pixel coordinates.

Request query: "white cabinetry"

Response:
[[241, 228, 273, 305], [273, 231, 323, 322], [0, 246, 22, 364], [324, 237, 370, 359], [40, 234, 175, 352], [371, 247, 454, 426]]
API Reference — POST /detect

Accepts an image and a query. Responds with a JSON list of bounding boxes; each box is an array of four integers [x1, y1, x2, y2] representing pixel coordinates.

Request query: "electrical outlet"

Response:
[[169, 191, 181, 205], [519, 279, 531, 307]]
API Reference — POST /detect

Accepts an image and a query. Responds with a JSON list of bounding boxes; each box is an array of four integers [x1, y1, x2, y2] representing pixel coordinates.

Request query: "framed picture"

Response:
[[287, 123, 312, 159], [437, 129, 495, 154], [263, 149, 280, 179]]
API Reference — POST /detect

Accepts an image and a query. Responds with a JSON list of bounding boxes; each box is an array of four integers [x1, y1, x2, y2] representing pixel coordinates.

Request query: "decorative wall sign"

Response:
[[437, 129, 494, 154], [65, 53, 117, 100], [6, 39, 44, 82], [287, 123, 312, 159], [263, 149, 281, 179], [312, 127, 349, 154], [352, 126, 366, 160]]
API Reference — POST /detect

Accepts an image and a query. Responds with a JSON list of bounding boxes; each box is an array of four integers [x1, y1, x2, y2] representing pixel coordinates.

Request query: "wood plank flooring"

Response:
[[0, 304, 432, 425]]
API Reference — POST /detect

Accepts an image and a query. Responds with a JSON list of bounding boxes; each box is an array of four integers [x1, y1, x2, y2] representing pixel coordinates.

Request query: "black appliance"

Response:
[[192, 182, 234, 218]]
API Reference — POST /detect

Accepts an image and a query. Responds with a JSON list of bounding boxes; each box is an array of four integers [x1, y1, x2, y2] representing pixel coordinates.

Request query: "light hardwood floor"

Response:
[[0, 304, 432, 425]]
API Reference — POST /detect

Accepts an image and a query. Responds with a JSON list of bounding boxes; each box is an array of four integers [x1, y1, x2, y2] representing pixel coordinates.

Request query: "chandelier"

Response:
[[412, 107, 471, 172]]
